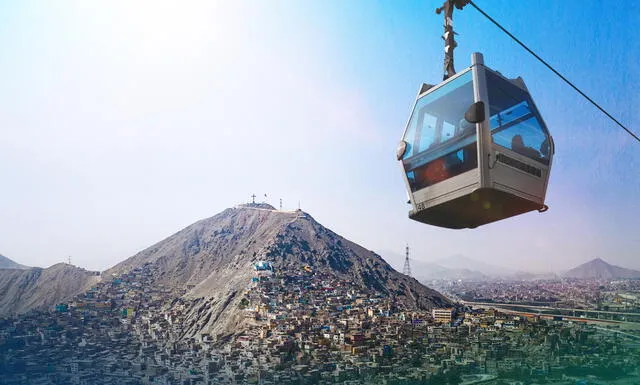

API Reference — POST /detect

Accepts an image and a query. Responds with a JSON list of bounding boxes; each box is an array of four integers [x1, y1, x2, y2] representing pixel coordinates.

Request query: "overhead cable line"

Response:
[[468, 0, 640, 143]]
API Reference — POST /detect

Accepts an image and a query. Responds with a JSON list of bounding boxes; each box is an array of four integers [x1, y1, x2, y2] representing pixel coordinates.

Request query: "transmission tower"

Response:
[[403, 244, 412, 277]]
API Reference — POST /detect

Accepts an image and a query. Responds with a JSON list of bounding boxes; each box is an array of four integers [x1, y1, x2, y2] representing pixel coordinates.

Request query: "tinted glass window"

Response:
[[402, 70, 475, 159], [402, 70, 478, 190], [409, 143, 478, 192], [486, 71, 551, 165]]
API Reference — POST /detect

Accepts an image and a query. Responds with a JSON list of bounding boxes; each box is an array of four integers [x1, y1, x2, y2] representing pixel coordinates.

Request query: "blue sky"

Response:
[[1, 0, 638, 272]]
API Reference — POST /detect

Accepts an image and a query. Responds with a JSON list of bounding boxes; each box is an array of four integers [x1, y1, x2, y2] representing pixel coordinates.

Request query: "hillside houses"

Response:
[[1, 262, 639, 384]]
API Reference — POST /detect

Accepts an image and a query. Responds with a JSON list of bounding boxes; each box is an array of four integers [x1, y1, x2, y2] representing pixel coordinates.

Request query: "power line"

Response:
[[468, 0, 640, 143]]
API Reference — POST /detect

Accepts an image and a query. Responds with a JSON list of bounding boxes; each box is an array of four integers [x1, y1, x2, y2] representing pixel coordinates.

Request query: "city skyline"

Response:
[[1, 0, 638, 272]]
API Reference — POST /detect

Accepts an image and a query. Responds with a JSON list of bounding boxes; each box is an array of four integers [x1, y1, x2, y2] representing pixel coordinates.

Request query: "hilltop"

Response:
[[0, 254, 29, 270], [0, 263, 100, 316], [564, 257, 640, 279]]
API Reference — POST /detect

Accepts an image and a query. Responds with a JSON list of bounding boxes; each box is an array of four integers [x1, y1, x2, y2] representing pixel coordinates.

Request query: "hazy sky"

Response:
[[1, 0, 638, 273]]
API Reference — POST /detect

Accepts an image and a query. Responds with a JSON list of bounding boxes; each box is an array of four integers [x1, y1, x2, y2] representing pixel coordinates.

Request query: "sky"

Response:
[[1, 0, 638, 273]]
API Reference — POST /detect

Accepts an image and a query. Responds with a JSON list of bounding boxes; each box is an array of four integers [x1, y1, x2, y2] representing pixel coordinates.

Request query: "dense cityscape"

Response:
[[431, 278, 640, 323], [1, 260, 639, 385], [433, 279, 640, 309]]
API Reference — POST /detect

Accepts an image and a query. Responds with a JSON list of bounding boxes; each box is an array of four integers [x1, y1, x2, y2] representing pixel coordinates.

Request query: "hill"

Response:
[[0, 254, 29, 269], [375, 250, 487, 281], [106, 203, 452, 336], [435, 255, 514, 277], [379, 251, 560, 282], [413, 260, 487, 282], [0, 263, 100, 316], [563, 257, 640, 279]]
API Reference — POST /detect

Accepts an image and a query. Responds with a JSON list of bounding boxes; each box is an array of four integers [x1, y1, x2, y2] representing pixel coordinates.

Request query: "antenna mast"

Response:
[[403, 244, 412, 277]]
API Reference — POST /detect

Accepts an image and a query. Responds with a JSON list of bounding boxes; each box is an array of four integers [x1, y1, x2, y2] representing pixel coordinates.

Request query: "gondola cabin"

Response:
[[397, 53, 554, 229]]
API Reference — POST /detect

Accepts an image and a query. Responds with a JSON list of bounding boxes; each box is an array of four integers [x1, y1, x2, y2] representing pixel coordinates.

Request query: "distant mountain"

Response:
[[106, 203, 452, 337], [508, 270, 559, 281], [375, 251, 487, 281], [412, 260, 487, 281], [0, 263, 100, 316], [379, 251, 558, 282], [435, 255, 514, 277], [563, 258, 640, 279], [0, 254, 29, 269]]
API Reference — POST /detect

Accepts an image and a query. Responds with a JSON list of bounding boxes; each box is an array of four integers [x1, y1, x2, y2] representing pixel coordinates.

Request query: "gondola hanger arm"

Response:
[[436, 0, 471, 81]]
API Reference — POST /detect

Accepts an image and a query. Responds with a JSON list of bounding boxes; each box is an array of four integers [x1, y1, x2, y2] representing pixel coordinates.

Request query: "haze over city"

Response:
[[1, 0, 638, 273]]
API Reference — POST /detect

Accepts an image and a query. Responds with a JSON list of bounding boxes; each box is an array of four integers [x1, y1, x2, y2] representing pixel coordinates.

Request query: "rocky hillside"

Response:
[[0, 263, 101, 316], [106, 203, 452, 336], [0, 254, 29, 269], [564, 257, 640, 279]]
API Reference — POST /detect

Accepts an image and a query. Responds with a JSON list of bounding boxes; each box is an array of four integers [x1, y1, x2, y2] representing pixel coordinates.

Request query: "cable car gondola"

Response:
[[397, 53, 554, 229]]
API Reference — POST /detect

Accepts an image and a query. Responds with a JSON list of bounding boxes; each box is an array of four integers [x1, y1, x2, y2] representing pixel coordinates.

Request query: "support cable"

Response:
[[468, 0, 640, 143]]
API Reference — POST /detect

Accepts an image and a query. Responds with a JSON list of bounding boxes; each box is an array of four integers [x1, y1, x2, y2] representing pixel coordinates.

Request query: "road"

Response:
[[463, 301, 640, 318]]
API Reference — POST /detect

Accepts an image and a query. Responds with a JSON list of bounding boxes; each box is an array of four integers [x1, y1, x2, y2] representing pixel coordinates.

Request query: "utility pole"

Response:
[[251, 194, 256, 204]]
